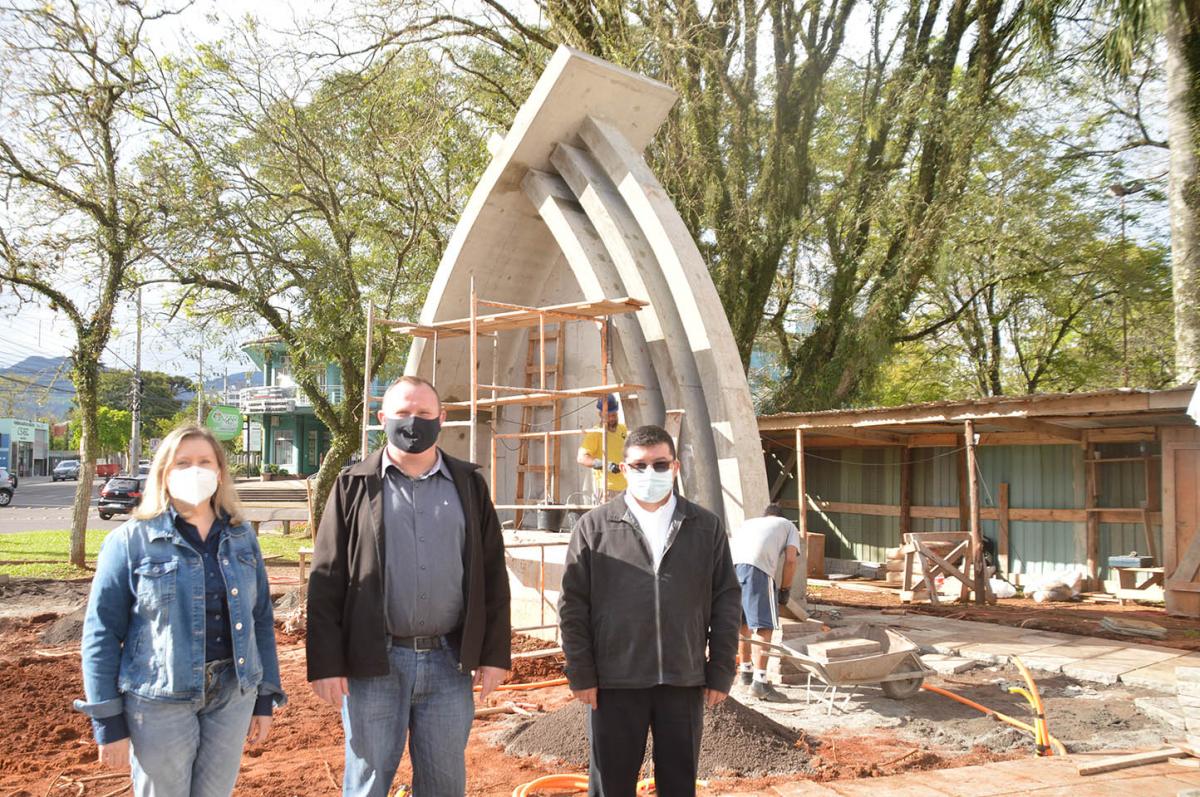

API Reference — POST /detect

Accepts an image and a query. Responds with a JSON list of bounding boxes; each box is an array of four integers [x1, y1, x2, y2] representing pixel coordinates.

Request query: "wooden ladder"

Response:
[[513, 324, 565, 528]]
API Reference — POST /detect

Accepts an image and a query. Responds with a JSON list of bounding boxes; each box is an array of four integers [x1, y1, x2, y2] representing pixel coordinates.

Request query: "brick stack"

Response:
[[1177, 665, 1200, 752]]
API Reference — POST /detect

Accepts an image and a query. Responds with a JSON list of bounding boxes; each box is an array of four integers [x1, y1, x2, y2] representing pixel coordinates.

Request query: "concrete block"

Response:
[[955, 637, 1064, 665], [1177, 666, 1200, 683], [769, 783, 844, 797], [1135, 696, 1188, 732], [1123, 654, 1200, 693], [1187, 717, 1200, 734], [920, 653, 979, 675], [1062, 647, 1188, 686], [1179, 681, 1200, 698]]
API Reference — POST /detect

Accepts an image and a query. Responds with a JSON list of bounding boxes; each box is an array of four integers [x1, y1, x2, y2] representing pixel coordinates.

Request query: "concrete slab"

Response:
[[1122, 654, 1200, 692], [956, 636, 1067, 666], [1135, 696, 1188, 732], [1062, 646, 1189, 685], [769, 784, 844, 797], [921, 653, 979, 675]]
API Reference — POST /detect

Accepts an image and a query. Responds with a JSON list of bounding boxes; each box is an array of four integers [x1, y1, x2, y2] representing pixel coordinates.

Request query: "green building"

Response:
[[237, 338, 388, 476]]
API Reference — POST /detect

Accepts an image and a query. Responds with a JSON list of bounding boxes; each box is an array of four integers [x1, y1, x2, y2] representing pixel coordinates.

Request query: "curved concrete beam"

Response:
[[406, 46, 767, 529]]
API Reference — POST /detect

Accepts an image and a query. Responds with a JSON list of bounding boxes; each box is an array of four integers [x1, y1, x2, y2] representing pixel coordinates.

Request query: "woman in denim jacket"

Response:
[[74, 424, 286, 796]]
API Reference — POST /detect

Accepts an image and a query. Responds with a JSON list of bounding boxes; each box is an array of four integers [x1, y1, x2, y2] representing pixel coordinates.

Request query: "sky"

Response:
[[0, 0, 1171, 383]]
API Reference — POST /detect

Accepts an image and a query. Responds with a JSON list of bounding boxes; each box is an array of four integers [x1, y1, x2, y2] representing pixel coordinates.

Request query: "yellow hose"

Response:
[[1011, 656, 1053, 757], [921, 684, 1067, 756]]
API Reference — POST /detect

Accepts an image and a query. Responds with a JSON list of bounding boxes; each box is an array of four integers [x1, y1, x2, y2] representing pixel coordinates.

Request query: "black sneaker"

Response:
[[749, 680, 787, 702], [739, 669, 753, 686]]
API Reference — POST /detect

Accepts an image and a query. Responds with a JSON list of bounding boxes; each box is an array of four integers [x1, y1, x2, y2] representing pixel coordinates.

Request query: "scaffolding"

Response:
[[361, 279, 647, 523]]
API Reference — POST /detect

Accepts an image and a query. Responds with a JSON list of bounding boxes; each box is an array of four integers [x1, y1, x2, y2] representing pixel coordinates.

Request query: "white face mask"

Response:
[[167, 466, 220, 507], [625, 467, 675, 504]]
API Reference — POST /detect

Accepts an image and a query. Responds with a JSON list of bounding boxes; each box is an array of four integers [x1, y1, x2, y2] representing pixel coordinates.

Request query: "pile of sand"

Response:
[[501, 697, 811, 777]]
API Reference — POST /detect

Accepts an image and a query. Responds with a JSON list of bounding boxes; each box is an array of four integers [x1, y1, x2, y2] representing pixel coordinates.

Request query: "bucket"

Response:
[[536, 507, 565, 531]]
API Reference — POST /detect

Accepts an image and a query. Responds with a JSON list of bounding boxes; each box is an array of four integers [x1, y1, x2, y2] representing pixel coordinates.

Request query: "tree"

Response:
[[390, 0, 1091, 409], [70, 406, 132, 458], [142, 31, 486, 520], [0, 1, 168, 565], [98, 369, 189, 451]]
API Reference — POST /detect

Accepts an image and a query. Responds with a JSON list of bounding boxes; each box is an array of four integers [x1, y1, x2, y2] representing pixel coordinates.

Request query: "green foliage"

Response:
[[69, 406, 132, 457]]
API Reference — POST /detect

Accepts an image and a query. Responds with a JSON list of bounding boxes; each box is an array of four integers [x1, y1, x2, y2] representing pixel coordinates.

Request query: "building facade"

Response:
[[236, 339, 387, 476], [0, 418, 50, 476]]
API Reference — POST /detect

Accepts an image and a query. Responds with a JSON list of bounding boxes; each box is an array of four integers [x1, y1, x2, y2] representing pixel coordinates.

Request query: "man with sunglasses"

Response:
[[558, 425, 741, 797]]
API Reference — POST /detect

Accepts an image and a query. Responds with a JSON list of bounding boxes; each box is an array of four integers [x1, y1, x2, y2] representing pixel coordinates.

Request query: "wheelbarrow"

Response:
[[744, 622, 932, 712]]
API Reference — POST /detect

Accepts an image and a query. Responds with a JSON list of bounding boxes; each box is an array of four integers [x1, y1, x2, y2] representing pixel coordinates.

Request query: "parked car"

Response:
[[137, 459, 151, 476], [52, 460, 80, 481], [97, 476, 147, 520], [0, 468, 12, 507], [96, 463, 120, 479], [0, 466, 16, 490]]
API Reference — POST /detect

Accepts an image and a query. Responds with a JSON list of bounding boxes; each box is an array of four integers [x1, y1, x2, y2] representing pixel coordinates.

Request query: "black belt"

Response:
[[391, 635, 444, 652]]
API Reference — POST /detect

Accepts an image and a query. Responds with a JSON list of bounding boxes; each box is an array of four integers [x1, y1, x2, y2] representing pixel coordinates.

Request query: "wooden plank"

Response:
[[388, 296, 649, 338], [444, 382, 642, 409], [1085, 442, 1100, 589], [770, 448, 796, 503], [899, 451, 913, 541], [821, 428, 908, 445], [998, 482, 1010, 575], [795, 429, 809, 538], [1076, 747, 1185, 776], [1163, 441, 1200, 617], [956, 438, 971, 536], [988, 416, 1084, 442], [964, 420, 985, 604]]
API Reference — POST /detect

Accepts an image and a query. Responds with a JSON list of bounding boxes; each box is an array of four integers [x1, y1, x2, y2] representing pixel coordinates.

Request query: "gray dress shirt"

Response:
[[381, 450, 467, 638]]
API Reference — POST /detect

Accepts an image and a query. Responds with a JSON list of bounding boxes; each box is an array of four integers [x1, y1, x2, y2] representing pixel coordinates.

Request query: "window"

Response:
[[274, 430, 295, 468]]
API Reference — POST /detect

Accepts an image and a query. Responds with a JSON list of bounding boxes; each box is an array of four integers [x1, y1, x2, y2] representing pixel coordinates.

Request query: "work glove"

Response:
[[777, 587, 791, 606]]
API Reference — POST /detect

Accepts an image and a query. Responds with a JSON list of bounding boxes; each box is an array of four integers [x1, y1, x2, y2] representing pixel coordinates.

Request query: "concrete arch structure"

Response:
[[406, 46, 767, 530]]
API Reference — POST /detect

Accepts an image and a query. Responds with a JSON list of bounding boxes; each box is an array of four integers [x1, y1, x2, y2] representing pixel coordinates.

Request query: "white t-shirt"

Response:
[[625, 492, 677, 572], [731, 516, 801, 579]]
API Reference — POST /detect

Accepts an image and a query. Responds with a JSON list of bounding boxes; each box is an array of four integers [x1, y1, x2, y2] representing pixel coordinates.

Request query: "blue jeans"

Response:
[[125, 660, 256, 797], [342, 642, 475, 797]]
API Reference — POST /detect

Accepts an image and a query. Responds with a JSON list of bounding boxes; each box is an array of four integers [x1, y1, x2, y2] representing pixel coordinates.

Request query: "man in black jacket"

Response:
[[306, 375, 510, 797], [558, 425, 741, 797]]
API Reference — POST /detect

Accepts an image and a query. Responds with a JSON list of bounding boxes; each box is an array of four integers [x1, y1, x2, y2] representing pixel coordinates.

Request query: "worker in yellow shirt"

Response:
[[577, 394, 627, 498]]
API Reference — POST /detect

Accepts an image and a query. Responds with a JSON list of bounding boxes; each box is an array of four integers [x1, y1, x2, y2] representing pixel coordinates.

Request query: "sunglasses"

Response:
[[624, 460, 674, 473]]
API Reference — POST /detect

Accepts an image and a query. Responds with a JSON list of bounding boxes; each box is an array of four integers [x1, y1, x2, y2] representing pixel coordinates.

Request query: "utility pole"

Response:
[[197, 346, 204, 425], [130, 287, 142, 470]]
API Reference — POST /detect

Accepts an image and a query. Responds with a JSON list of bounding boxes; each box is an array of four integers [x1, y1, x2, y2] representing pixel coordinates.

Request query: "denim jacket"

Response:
[[74, 509, 286, 728]]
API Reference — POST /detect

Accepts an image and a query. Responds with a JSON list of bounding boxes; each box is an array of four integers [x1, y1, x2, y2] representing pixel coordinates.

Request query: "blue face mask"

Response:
[[625, 467, 675, 503]]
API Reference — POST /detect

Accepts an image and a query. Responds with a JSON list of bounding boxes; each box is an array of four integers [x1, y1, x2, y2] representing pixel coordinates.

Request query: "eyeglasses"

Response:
[[624, 460, 674, 473]]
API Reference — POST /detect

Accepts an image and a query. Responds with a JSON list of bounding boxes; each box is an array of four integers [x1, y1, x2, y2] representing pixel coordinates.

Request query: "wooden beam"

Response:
[[899, 450, 913, 541], [821, 428, 908, 446], [964, 420, 986, 604], [956, 438, 971, 536], [998, 482, 1010, 575], [769, 448, 796, 502], [1085, 442, 1100, 589], [986, 416, 1084, 443], [795, 429, 809, 538], [756, 386, 1194, 432]]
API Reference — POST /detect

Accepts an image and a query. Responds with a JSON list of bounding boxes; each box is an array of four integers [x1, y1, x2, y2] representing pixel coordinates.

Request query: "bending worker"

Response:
[[576, 393, 627, 498], [731, 503, 801, 702]]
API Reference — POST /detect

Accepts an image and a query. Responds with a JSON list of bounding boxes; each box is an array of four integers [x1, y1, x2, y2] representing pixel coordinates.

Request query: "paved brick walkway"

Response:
[[809, 604, 1200, 693], [714, 755, 1200, 795]]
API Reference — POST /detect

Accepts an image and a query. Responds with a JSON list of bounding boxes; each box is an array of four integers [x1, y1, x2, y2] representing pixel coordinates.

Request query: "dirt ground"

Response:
[[808, 582, 1200, 650], [0, 579, 1183, 796]]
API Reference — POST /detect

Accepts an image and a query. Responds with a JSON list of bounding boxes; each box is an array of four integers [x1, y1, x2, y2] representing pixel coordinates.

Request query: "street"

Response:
[[1, 477, 125, 533]]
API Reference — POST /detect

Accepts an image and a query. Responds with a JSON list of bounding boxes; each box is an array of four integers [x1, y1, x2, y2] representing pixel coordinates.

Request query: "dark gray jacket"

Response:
[[557, 495, 740, 694]]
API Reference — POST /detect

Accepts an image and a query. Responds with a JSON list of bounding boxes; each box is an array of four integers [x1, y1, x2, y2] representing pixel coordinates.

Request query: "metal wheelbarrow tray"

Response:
[[750, 622, 933, 706]]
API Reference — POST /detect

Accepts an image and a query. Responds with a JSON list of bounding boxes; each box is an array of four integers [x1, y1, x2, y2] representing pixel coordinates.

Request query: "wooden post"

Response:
[[956, 439, 971, 534], [1084, 442, 1100, 590], [1144, 454, 1162, 564], [795, 429, 808, 537], [964, 420, 985, 604], [469, 277, 478, 464], [899, 450, 913, 541], [998, 482, 1011, 575], [360, 303, 374, 459]]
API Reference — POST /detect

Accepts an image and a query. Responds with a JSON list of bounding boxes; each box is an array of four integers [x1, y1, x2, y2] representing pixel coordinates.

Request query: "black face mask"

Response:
[[385, 415, 441, 454]]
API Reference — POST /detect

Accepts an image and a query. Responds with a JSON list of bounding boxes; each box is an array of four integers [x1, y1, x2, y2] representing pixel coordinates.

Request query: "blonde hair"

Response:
[[134, 424, 244, 525]]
